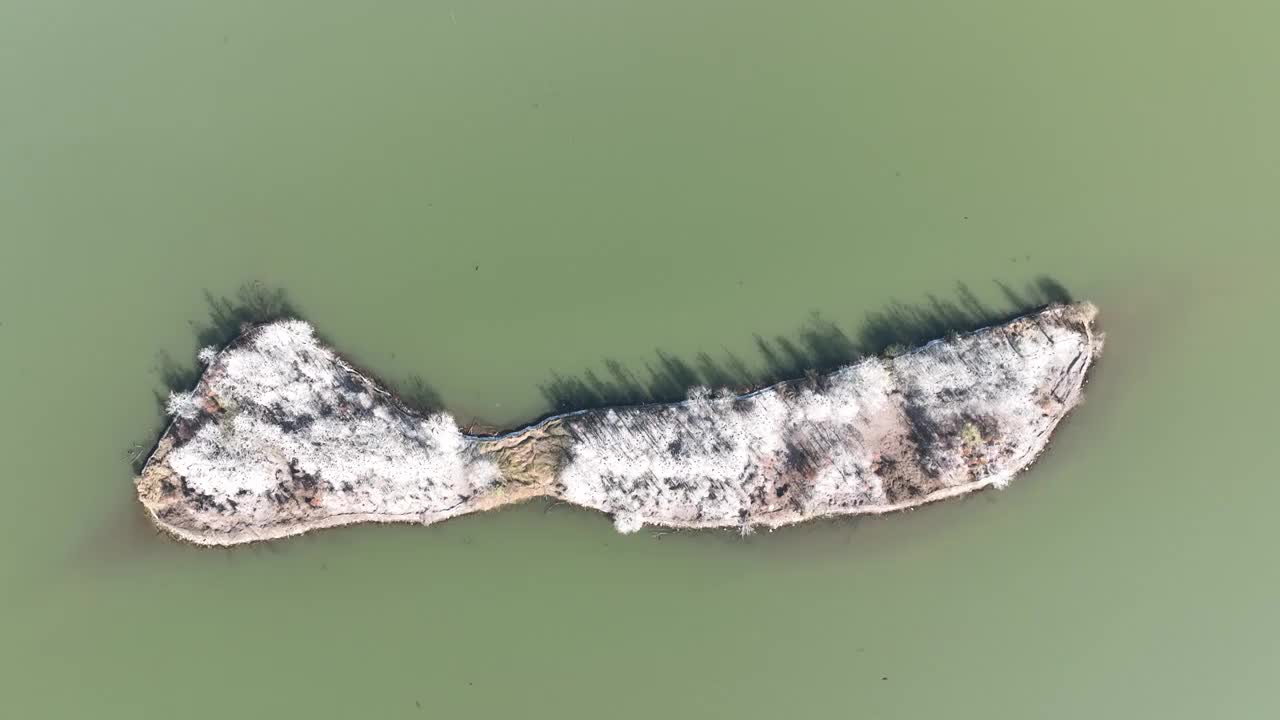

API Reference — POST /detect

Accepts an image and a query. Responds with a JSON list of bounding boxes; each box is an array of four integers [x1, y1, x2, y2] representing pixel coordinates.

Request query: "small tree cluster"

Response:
[[166, 391, 202, 420]]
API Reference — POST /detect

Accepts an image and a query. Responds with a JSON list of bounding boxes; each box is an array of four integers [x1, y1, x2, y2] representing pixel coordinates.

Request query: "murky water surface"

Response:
[[1, 2, 1276, 717]]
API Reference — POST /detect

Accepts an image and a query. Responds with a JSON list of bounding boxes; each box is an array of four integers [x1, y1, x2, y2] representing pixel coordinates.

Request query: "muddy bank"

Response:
[[136, 303, 1103, 545]]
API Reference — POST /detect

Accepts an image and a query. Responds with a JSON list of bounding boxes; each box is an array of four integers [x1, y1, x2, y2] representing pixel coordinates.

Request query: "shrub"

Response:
[[166, 391, 202, 420]]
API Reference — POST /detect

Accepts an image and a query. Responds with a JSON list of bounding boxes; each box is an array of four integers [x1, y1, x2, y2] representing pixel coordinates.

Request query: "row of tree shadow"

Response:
[[149, 281, 445, 414], [142, 283, 450, 467], [537, 276, 1073, 414], [134, 284, 301, 471], [152, 283, 299, 397], [142, 276, 1072, 464]]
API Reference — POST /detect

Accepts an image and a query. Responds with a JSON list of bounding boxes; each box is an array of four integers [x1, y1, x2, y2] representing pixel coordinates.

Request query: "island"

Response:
[[135, 302, 1103, 545]]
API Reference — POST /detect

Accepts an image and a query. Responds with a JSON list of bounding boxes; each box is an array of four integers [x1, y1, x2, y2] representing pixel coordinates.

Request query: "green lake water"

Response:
[[2, 2, 1278, 717]]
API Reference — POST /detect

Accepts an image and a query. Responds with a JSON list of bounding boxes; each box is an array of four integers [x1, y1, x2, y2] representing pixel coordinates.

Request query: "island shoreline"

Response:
[[137, 302, 1103, 547]]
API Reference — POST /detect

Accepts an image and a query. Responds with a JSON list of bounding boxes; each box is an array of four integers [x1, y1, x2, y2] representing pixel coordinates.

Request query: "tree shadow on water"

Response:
[[151, 281, 297, 397], [134, 275, 1073, 470], [134, 282, 301, 472], [537, 276, 1074, 414], [136, 282, 448, 471], [193, 282, 297, 349]]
